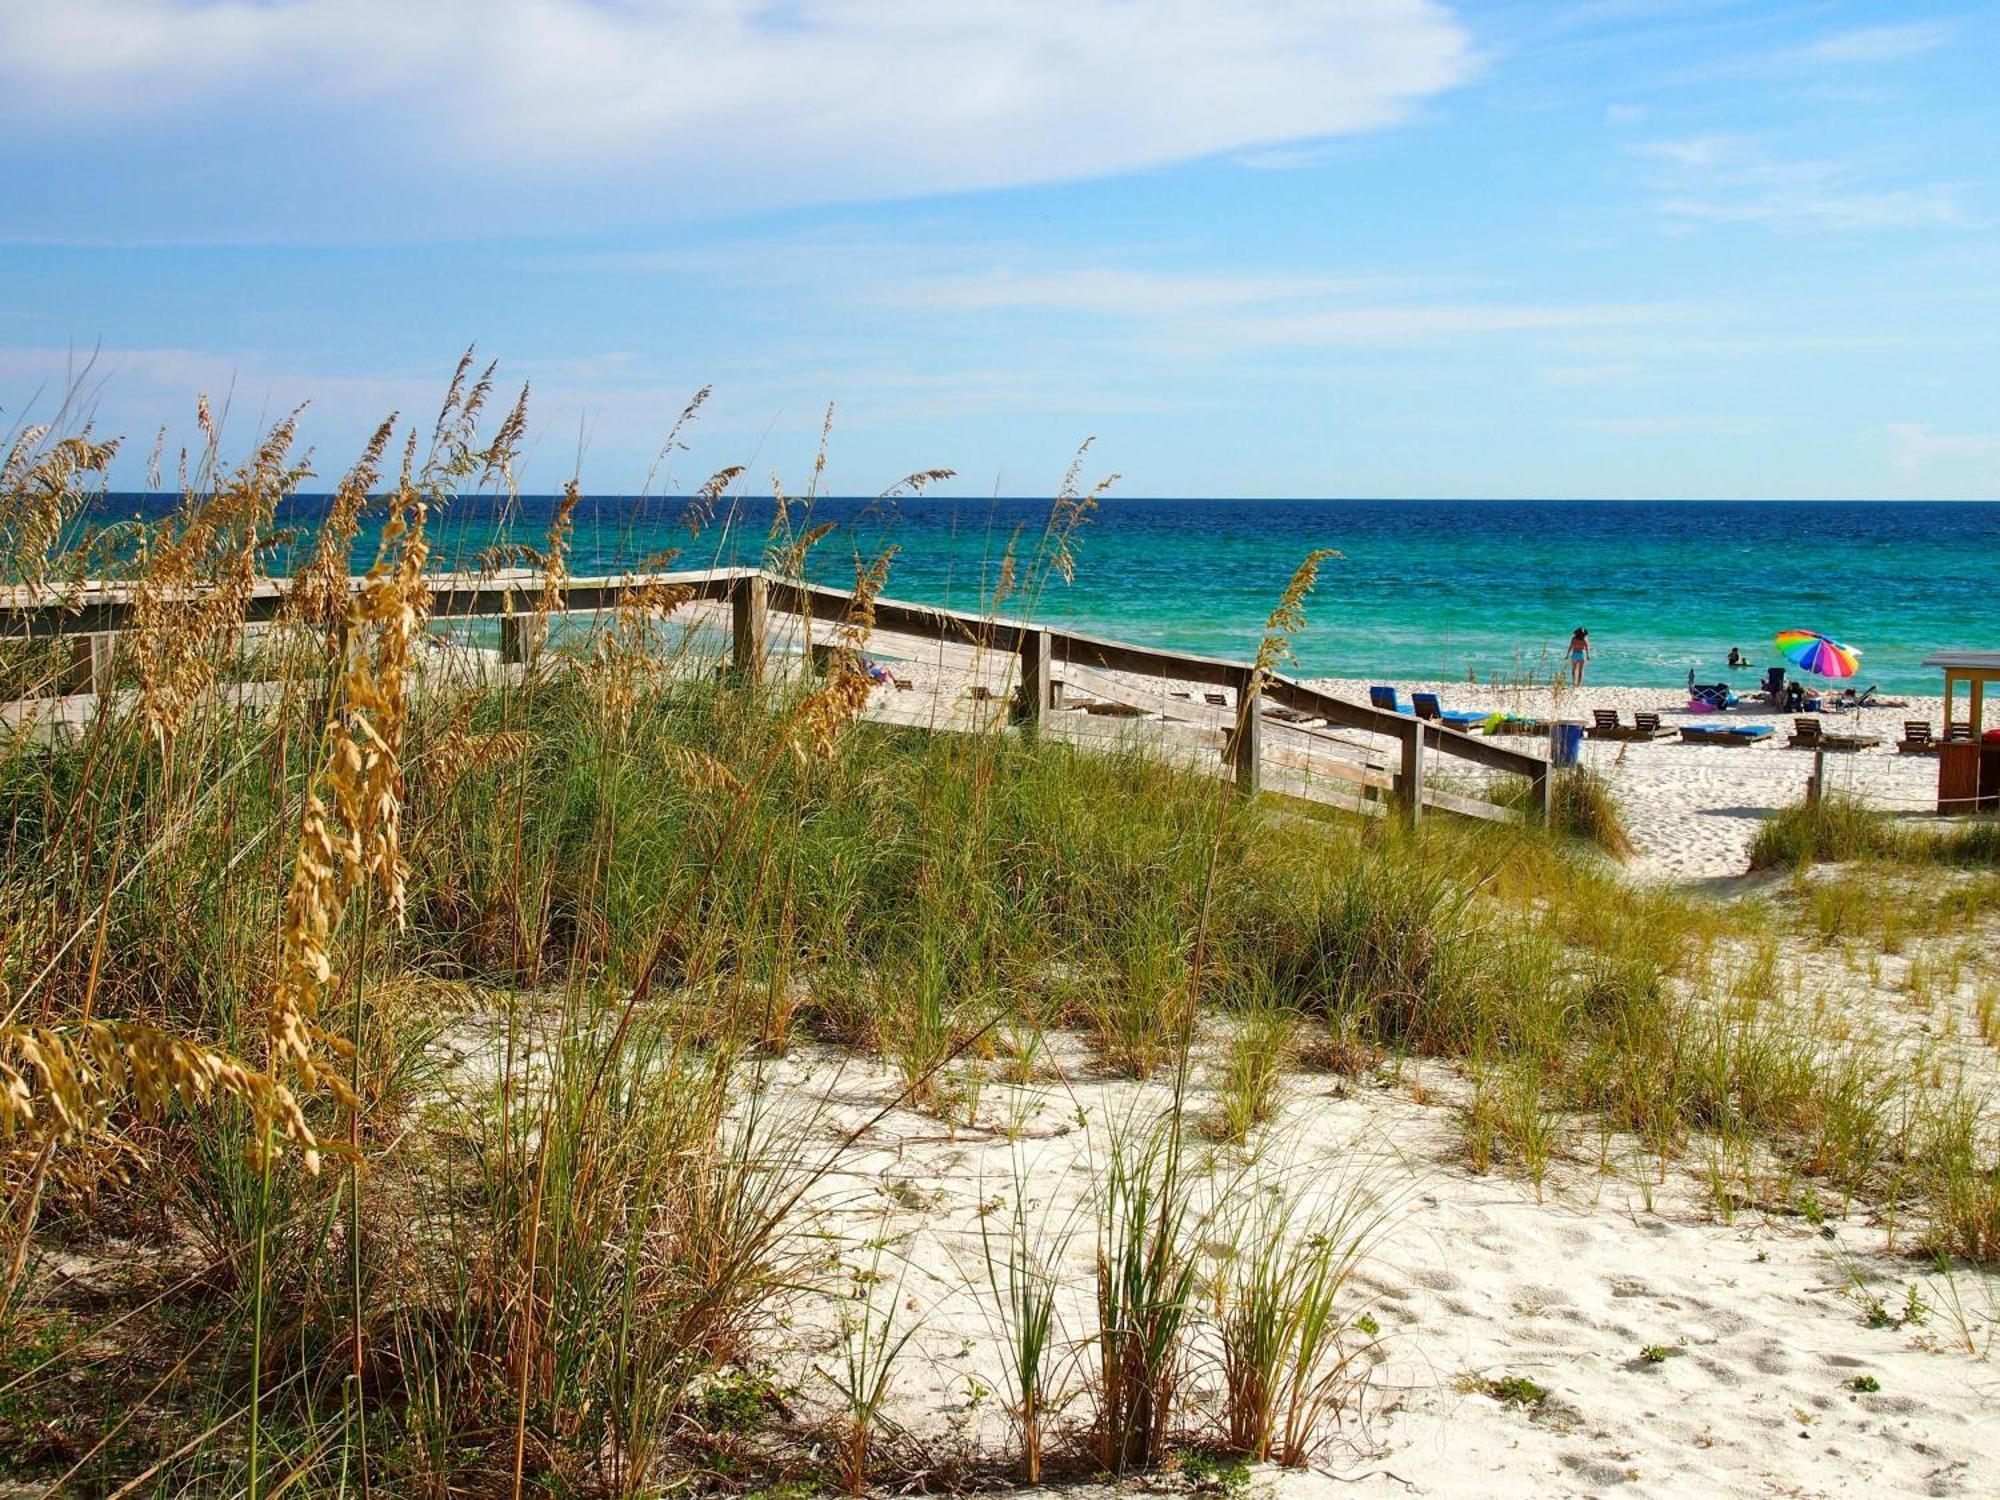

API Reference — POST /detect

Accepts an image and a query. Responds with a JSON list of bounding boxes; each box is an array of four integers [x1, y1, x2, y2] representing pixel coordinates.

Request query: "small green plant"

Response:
[[1203, 994, 1295, 1145], [978, 1150, 1079, 1484], [1848, 1374, 1880, 1393], [822, 1228, 922, 1496], [1865, 1297, 1894, 1330], [1174, 1447, 1253, 1496], [690, 1370, 787, 1434], [1354, 1313, 1380, 1338], [1902, 1282, 1929, 1327], [1212, 1154, 1388, 1466], [1482, 1374, 1549, 1406], [1638, 1344, 1675, 1364]]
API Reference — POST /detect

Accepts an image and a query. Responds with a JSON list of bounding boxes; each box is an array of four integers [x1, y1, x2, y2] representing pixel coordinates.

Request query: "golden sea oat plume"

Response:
[[264, 489, 431, 1158]]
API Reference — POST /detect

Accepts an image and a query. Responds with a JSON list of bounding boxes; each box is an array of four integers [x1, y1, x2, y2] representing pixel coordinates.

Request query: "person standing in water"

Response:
[[1567, 627, 1592, 686]]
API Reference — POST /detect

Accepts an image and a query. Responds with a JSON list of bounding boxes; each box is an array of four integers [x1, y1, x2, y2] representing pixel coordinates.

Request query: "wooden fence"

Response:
[[0, 567, 1551, 825]]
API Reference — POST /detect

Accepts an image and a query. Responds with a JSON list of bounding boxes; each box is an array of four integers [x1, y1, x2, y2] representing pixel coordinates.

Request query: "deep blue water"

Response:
[[91, 494, 2000, 692]]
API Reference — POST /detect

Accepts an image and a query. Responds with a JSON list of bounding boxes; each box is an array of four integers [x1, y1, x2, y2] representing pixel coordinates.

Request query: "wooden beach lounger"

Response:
[[1589, 708, 1674, 741], [1411, 692, 1486, 730], [1679, 723, 1774, 747], [1789, 717, 1881, 752], [1897, 721, 1938, 755]]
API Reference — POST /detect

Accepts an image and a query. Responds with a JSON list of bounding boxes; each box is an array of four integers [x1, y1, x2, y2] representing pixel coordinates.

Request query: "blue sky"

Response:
[[1, 1, 1994, 499]]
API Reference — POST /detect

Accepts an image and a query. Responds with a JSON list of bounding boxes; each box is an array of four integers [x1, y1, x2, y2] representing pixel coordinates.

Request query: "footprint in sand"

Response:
[[1750, 1341, 1793, 1375], [1561, 1454, 1634, 1487]]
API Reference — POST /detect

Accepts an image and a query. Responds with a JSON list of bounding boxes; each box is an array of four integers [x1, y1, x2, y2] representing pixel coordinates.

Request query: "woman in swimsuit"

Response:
[[1567, 627, 1591, 687]]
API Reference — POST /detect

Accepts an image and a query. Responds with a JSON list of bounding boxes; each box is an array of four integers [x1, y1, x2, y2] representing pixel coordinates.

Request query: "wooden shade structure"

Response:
[[1922, 650, 2000, 814]]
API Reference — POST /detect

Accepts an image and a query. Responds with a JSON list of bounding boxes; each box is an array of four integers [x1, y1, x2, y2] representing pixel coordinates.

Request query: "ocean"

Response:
[[98, 494, 2000, 693]]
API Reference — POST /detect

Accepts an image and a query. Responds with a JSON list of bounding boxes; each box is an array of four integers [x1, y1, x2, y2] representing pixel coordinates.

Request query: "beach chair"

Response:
[[1369, 685, 1411, 714], [1946, 720, 1975, 742], [1897, 721, 1938, 755], [1411, 692, 1487, 730], [1790, 716, 1881, 752], [1589, 708, 1673, 742], [1679, 723, 1775, 747]]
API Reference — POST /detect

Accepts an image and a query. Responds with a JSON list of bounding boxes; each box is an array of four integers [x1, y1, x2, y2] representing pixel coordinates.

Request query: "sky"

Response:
[[0, 0, 1995, 500]]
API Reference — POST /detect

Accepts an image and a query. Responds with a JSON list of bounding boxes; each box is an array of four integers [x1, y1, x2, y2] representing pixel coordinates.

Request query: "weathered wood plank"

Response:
[[1422, 784, 1524, 824]]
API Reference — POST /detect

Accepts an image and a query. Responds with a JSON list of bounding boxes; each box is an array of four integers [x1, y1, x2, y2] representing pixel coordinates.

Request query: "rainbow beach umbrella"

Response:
[[1776, 629, 1862, 679]]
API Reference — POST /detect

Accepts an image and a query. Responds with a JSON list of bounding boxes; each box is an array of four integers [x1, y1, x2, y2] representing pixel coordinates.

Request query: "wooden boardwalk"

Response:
[[1, 567, 1550, 825]]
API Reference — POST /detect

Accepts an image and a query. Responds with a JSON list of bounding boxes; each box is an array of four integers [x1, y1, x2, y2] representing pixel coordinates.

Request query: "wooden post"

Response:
[[1396, 719, 1426, 827], [730, 572, 768, 682], [1528, 761, 1552, 824], [499, 613, 544, 665], [1231, 672, 1263, 797], [61, 633, 116, 697], [1014, 629, 1052, 734], [1807, 747, 1826, 807]]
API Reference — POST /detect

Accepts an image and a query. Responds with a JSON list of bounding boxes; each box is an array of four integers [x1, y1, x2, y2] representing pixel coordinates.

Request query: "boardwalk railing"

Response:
[[1, 567, 1551, 825]]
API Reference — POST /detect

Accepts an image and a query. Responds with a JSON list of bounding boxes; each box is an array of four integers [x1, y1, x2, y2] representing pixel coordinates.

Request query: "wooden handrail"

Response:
[[0, 565, 1549, 823]]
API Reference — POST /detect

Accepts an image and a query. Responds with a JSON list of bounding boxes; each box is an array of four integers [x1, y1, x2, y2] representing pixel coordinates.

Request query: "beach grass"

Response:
[[3, 373, 1997, 1494], [1753, 793, 2000, 870]]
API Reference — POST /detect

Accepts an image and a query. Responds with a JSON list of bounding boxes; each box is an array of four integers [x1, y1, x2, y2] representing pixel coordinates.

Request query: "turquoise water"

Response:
[[107, 495, 2000, 693]]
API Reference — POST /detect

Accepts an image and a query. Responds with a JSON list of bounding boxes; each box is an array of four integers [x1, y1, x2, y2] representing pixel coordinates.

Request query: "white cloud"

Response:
[[1638, 136, 1964, 232], [0, 0, 1475, 215], [561, 238, 1671, 352], [840, 257, 1669, 351], [1886, 421, 2000, 473], [1795, 23, 1953, 66], [1883, 422, 2000, 497]]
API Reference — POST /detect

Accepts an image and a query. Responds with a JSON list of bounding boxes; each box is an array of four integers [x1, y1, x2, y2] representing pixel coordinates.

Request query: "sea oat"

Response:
[[289, 414, 397, 634], [791, 545, 898, 764], [0, 428, 120, 583], [264, 488, 430, 1151]]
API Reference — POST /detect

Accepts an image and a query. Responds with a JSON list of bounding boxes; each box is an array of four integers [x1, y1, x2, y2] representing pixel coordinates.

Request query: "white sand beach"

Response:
[[602, 1034, 1999, 1500], [1308, 678, 1953, 882]]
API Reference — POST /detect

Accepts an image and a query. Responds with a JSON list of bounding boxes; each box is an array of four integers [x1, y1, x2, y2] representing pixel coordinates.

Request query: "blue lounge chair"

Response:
[[1369, 685, 1412, 714], [1679, 723, 1774, 747], [1411, 692, 1488, 730]]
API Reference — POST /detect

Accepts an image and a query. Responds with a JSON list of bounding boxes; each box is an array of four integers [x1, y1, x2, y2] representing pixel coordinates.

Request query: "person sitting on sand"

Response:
[[1566, 627, 1592, 686]]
